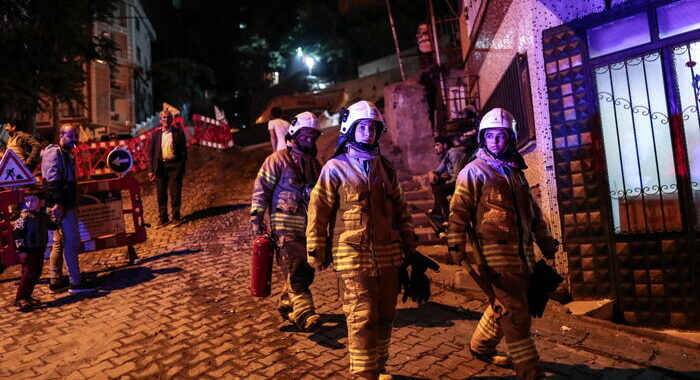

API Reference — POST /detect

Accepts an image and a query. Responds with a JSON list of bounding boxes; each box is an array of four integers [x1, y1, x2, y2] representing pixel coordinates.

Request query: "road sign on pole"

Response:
[[107, 148, 134, 175], [0, 149, 35, 187]]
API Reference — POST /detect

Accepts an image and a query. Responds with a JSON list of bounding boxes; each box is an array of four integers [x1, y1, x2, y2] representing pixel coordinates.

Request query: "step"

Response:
[[404, 188, 432, 201], [411, 212, 431, 228], [408, 199, 433, 213], [412, 174, 432, 189], [415, 226, 443, 244], [400, 179, 423, 192], [397, 171, 414, 182]]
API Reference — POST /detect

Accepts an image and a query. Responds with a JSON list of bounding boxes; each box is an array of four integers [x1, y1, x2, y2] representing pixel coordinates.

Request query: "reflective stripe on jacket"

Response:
[[306, 151, 415, 272], [251, 149, 321, 237], [447, 149, 556, 273]]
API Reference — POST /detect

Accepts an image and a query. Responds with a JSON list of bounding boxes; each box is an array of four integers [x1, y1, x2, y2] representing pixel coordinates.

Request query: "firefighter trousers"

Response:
[[470, 270, 544, 380], [340, 267, 399, 380], [276, 236, 317, 326]]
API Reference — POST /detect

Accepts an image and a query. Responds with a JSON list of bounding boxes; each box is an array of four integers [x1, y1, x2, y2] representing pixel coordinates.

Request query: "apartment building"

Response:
[[36, 0, 156, 140]]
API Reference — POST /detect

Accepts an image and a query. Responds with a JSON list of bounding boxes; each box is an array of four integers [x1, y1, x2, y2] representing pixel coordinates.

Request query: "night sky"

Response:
[[141, 0, 431, 124]]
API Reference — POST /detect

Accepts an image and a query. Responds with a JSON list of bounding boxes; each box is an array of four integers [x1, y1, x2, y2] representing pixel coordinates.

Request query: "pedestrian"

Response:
[[446, 108, 559, 380], [268, 106, 290, 152], [41, 124, 97, 294], [306, 100, 426, 380], [148, 109, 188, 227], [4, 118, 42, 171], [250, 111, 323, 331], [12, 186, 57, 311]]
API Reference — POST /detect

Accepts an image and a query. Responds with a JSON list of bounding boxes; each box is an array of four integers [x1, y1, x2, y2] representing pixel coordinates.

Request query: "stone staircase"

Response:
[[379, 140, 442, 245]]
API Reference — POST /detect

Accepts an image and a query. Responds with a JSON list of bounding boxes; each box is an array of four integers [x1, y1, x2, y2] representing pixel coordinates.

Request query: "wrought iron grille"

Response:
[[671, 41, 700, 231], [482, 54, 536, 149], [594, 52, 683, 234]]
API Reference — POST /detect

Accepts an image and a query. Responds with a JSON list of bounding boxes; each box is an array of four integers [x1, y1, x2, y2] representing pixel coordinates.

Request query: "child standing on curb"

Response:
[[13, 187, 57, 312]]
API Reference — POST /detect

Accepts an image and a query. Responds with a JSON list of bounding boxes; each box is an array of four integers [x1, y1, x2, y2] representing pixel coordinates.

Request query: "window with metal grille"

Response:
[[481, 54, 536, 149]]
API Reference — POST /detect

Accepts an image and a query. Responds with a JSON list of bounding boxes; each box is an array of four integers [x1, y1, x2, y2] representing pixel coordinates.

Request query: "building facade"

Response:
[[459, 0, 700, 328], [36, 0, 156, 140]]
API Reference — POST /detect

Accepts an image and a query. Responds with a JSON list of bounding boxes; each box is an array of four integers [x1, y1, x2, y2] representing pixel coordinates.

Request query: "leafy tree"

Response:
[[151, 58, 217, 116], [0, 0, 118, 131]]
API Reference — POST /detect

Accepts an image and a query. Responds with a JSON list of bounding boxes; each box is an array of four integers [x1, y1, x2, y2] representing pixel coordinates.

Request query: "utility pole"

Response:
[[429, 0, 447, 102], [385, 0, 406, 81]]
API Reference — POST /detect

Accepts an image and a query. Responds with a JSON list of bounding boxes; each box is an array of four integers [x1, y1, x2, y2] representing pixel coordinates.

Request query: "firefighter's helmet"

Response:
[[335, 100, 386, 155], [477, 107, 517, 144], [288, 111, 321, 137]]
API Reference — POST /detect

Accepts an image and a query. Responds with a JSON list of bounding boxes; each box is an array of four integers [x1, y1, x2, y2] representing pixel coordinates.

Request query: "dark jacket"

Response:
[[433, 146, 470, 183], [7, 131, 41, 169], [41, 144, 78, 208], [148, 127, 188, 174], [13, 209, 58, 251]]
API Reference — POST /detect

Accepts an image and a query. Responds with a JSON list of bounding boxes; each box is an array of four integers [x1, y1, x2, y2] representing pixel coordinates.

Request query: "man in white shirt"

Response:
[[268, 107, 290, 152]]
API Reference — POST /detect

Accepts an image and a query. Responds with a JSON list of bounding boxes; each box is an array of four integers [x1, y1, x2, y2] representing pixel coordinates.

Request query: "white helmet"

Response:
[[288, 111, 321, 136], [339, 100, 384, 135], [335, 100, 385, 156], [477, 107, 517, 144]]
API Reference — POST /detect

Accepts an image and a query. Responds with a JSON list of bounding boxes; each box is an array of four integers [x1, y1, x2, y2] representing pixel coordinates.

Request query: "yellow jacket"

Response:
[[306, 148, 415, 271], [447, 149, 557, 273]]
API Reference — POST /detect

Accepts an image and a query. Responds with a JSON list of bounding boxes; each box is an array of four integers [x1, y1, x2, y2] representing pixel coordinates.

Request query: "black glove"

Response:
[[399, 265, 411, 303], [409, 266, 431, 303], [528, 260, 563, 318], [403, 252, 440, 304]]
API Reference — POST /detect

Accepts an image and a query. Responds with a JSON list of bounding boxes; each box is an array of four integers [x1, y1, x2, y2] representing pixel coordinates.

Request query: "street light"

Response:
[[304, 56, 315, 75]]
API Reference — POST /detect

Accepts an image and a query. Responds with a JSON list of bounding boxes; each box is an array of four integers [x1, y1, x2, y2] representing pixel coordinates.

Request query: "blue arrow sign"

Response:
[[107, 148, 133, 174]]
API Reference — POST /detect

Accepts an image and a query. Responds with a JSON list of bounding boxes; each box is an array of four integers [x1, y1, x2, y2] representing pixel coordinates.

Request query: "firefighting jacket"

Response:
[[447, 149, 557, 273], [306, 148, 416, 272], [251, 148, 321, 237]]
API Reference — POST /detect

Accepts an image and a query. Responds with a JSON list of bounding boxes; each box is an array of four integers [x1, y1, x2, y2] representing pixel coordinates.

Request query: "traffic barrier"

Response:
[[73, 114, 223, 179], [77, 177, 147, 253], [193, 114, 234, 150], [0, 177, 147, 266], [0, 189, 22, 266]]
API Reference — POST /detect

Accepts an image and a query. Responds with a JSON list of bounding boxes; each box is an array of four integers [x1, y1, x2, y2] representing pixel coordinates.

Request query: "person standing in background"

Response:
[[268, 106, 290, 152]]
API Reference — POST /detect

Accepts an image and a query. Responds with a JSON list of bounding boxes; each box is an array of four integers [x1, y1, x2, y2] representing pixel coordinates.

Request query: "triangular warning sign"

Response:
[[0, 149, 35, 187]]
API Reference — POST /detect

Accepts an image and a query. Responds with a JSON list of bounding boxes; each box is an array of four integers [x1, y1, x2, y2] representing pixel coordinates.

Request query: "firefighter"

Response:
[[250, 111, 323, 331], [446, 108, 558, 380], [306, 100, 421, 380]]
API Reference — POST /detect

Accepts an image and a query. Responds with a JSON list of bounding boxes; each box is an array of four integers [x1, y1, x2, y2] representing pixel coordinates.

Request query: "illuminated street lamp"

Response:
[[304, 56, 315, 75]]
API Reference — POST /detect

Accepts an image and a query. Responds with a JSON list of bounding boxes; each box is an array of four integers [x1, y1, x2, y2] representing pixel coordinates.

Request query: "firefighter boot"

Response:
[[470, 349, 513, 367], [289, 309, 320, 332], [278, 292, 293, 321]]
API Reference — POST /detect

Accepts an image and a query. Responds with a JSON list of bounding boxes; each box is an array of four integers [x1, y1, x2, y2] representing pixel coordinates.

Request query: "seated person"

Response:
[[429, 135, 470, 221]]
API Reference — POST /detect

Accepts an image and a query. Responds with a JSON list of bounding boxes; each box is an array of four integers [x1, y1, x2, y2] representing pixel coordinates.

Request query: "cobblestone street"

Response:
[[1, 146, 699, 380]]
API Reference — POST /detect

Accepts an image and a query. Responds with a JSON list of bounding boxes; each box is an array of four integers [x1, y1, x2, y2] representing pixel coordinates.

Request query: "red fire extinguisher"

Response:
[[250, 235, 275, 297]]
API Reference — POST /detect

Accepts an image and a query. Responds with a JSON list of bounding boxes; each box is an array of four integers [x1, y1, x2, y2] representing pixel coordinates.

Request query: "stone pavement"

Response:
[[0, 146, 699, 380]]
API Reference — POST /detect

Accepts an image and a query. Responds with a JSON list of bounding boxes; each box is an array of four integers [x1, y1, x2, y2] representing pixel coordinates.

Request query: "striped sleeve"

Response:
[[306, 163, 340, 265], [447, 165, 481, 251], [250, 155, 279, 215]]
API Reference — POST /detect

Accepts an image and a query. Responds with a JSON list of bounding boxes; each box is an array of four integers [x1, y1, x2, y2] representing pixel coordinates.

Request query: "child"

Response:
[[13, 187, 57, 312]]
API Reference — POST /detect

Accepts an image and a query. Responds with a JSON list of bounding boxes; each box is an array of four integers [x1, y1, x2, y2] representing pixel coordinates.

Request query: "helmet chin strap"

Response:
[[480, 141, 515, 160], [348, 134, 379, 152]]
